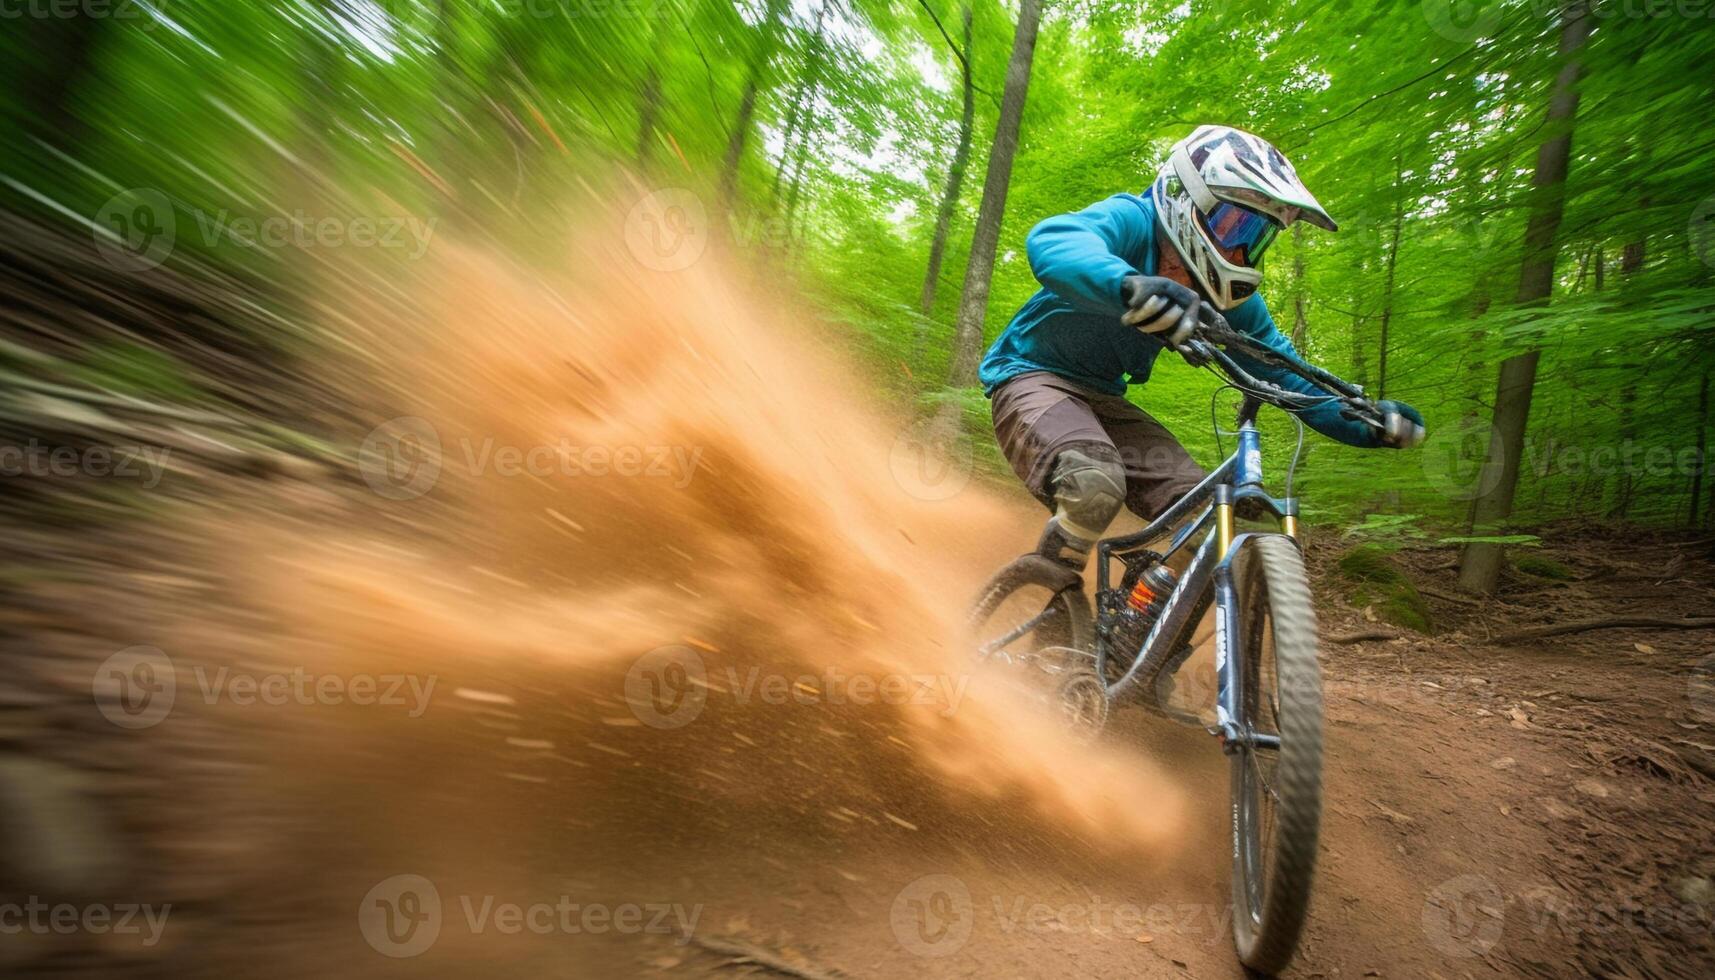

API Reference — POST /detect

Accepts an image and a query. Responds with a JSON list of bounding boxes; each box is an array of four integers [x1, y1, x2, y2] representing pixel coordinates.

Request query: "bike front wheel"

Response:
[[1227, 535, 1323, 975]]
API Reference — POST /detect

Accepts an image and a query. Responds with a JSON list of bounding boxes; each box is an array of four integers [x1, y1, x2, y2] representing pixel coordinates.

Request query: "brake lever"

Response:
[[1176, 337, 1215, 368]]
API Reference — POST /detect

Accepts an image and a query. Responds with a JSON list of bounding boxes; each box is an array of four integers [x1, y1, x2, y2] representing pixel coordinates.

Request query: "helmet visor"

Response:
[[1200, 202, 1279, 264]]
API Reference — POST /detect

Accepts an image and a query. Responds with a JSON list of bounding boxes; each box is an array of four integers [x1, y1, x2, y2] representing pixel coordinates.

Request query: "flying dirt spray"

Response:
[[165, 184, 1197, 974]]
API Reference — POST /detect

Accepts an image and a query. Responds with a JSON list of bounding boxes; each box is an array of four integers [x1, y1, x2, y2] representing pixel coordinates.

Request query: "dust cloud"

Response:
[[162, 191, 1195, 971]]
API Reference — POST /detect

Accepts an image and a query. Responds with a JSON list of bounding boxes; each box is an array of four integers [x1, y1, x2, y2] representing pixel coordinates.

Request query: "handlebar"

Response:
[[1177, 309, 1387, 433]]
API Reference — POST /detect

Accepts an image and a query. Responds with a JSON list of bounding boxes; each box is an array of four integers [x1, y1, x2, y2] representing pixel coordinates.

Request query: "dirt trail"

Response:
[[2, 221, 1712, 978]]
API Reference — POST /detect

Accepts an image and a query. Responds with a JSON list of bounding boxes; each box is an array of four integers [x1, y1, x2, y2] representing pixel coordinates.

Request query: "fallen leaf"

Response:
[[1634, 643, 1657, 655]]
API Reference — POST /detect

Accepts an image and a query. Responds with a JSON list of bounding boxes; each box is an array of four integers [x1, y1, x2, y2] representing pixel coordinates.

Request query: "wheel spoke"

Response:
[[976, 600, 1063, 658]]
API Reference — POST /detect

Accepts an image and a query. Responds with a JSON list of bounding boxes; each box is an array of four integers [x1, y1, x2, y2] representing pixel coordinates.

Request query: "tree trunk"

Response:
[[783, 107, 818, 245], [919, 2, 978, 317], [1351, 311, 1369, 388], [636, 65, 663, 168], [945, 0, 1044, 387], [770, 0, 830, 203], [1377, 165, 1405, 400], [1457, 1, 1593, 593], [21, 14, 107, 151], [1290, 224, 1309, 350], [1607, 232, 1647, 518], [1691, 369, 1710, 526], [719, 0, 790, 214]]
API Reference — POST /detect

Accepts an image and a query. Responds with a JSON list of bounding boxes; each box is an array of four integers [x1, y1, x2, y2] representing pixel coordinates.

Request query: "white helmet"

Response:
[[1150, 125, 1337, 310]]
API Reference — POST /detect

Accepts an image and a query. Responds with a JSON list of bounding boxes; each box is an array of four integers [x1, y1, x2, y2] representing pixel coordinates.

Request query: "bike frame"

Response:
[[1092, 397, 1296, 753]]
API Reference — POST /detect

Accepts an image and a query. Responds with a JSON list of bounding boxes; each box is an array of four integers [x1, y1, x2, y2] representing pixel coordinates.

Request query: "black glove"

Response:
[[1377, 400, 1426, 448], [1119, 275, 1200, 347]]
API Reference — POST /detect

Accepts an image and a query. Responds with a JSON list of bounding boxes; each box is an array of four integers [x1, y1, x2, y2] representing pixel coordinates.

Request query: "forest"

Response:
[[2, 1, 1715, 978], [8, 0, 1715, 567]]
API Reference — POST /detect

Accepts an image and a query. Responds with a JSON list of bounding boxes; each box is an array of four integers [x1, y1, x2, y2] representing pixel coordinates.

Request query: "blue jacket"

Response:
[[978, 193, 1379, 448]]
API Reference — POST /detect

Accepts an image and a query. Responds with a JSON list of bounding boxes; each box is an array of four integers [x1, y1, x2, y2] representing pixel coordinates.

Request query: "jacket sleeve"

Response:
[[1225, 296, 1381, 448], [1025, 196, 1149, 316]]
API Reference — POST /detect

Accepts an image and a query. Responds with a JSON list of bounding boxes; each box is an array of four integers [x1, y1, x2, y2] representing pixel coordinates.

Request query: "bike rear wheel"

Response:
[[967, 556, 1103, 738], [1227, 535, 1323, 975], [966, 555, 1092, 664]]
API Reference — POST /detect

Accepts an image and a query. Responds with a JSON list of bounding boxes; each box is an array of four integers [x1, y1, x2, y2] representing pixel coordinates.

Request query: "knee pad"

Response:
[[1049, 447, 1126, 541]]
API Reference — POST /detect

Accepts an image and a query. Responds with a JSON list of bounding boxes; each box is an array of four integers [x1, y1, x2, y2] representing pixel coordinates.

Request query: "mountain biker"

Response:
[[980, 125, 1426, 570]]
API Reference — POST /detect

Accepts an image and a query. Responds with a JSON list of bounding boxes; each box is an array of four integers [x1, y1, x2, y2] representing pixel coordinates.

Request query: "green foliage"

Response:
[[1341, 513, 1428, 543], [1336, 542, 1433, 633], [1436, 534, 1543, 547], [1512, 554, 1575, 580], [2, 0, 1712, 535], [65, 344, 200, 402]]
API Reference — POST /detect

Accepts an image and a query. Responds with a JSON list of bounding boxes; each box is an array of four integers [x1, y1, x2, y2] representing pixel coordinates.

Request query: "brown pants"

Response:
[[989, 371, 1206, 521]]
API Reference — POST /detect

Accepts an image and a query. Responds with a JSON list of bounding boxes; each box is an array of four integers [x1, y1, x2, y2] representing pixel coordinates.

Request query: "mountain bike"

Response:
[[967, 317, 1393, 976]]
